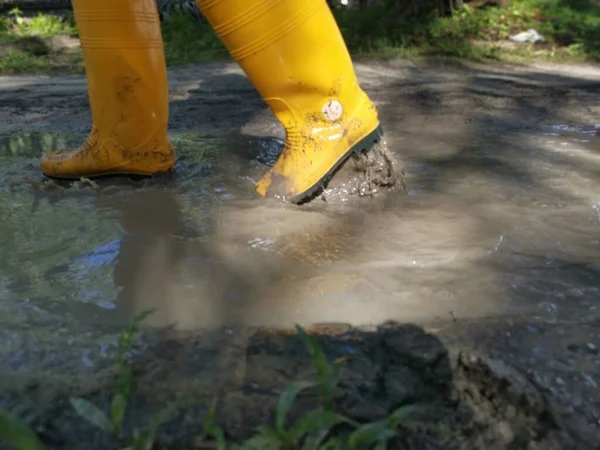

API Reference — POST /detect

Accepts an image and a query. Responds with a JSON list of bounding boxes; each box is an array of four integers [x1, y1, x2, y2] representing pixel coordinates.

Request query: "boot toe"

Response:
[[40, 151, 76, 178]]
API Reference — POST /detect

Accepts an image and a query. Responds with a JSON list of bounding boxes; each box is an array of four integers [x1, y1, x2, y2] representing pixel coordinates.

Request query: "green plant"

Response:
[[127, 400, 187, 450], [196, 398, 228, 450], [160, 9, 228, 65], [70, 309, 156, 443], [2, 8, 76, 38], [3, 312, 414, 450], [198, 325, 413, 450], [236, 383, 349, 450], [70, 309, 200, 449], [0, 409, 43, 450], [295, 325, 345, 410]]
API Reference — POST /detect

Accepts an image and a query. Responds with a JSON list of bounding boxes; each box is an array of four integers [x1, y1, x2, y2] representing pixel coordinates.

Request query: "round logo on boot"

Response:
[[321, 99, 343, 121]]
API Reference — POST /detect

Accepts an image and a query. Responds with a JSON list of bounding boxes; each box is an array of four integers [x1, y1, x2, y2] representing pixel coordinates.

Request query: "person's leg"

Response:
[[195, 0, 382, 203], [40, 0, 174, 179]]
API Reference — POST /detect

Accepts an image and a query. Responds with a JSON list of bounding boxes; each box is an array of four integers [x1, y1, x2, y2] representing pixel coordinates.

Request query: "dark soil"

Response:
[[1, 60, 600, 449], [1, 320, 598, 449]]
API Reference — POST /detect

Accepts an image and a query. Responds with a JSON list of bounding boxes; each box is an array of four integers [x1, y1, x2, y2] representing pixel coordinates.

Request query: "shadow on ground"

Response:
[[0, 60, 600, 448], [0, 322, 581, 449]]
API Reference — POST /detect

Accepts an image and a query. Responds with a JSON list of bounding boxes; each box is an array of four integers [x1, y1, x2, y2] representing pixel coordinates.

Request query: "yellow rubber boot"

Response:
[[40, 0, 175, 179], [196, 0, 382, 202]]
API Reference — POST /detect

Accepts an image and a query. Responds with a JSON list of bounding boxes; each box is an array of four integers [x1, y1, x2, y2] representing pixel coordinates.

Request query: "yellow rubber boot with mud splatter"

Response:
[[40, 0, 174, 179], [195, 0, 382, 202]]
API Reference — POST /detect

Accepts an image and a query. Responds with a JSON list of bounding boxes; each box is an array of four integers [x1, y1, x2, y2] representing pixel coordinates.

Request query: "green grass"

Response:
[[0, 8, 76, 39], [333, 0, 600, 62], [160, 11, 229, 65], [0, 8, 81, 73], [1, 0, 598, 74], [0, 312, 414, 450]]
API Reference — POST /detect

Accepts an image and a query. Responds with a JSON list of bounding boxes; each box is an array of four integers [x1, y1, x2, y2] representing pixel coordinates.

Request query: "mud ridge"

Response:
[[0, 323, 588, 449], [298, 139, 406, 208]]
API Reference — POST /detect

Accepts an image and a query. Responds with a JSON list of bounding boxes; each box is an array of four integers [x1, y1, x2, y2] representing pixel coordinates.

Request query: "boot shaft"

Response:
[[74, 0, 169, 137]]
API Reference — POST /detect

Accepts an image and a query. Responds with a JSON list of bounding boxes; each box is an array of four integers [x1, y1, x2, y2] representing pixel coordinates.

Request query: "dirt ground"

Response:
[[1, 60, 600, 449]]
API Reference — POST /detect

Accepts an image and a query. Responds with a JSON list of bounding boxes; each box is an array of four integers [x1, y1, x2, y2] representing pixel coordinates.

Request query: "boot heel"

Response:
[[351, 125, 384, 157], [291, 124, 384, 203]]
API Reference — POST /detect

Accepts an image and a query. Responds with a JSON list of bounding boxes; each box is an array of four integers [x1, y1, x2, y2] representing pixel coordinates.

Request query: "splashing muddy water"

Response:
[[0, 69, 600, 329], [0, 62, 599, 334], [0, 62, 600, 446]]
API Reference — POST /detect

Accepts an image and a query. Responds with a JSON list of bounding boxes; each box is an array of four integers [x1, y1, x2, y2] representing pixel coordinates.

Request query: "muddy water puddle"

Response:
[[1, 64, 600, 446], [0, 120, 599, 336]]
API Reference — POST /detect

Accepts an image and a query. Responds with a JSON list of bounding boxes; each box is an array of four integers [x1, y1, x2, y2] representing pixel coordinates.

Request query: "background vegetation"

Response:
[[0, 0, 599, 73]]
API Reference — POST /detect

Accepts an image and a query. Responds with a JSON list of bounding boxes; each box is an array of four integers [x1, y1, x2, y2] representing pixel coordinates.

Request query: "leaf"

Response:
[[275, 382, 308, 436], [237, 433, 281, 450], [114, 367, 133, 398], [333, 356, 350, 365], [295, 325, 339, 409], [132, 398, 201, 450], [289, 410, 348, 443], [118, 309, 155, 359], [132, 398, 197, 450], [0, 409, 43, 450], [197, 398, 227, 450], [109, 393, 128, 437], [205, 424, 227, 450], [295, 326, 328, 375], [255, 425, 280, 441], [300, 428, 331, 450], [318, 436, 346, 450], [207, 397, 219, 423], [128, 308, 156, 330], [237, 426, 282, 450], [118, 309, 156, 356], [347, 421, 396, 449], [374, 440, 389, 450], [386, 405, 414, 429], [69, 397, 111, 433]]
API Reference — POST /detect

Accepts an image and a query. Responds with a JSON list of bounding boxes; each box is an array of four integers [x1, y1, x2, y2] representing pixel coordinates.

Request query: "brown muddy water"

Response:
[[0, 61, 600, 448]]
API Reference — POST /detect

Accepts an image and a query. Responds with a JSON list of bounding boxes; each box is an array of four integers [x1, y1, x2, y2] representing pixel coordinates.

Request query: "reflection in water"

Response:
[[107, 189, 223, 330], [0, 121, 599, 333]]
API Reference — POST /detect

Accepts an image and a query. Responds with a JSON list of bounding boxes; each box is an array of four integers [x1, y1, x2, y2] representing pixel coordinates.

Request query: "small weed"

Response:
[[127, 400, 188, 450], [234, 383, 349, 449], [2, 313, 413, 449], [1, 8, 76, 39], [200, 325, 412, 450], [0, 8, 81, 73], [0, 408, 43, 450], [295, 325, 346, 410], [0, 51, 51, 73], [333, 0, 600, 62], [195, 398, 228, 450], [2, 0, 599, 74], [70, 309, 158, 445]]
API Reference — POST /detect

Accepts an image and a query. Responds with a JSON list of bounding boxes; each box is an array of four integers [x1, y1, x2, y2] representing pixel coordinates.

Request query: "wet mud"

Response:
[[1, 60, 600, 448], [315, 140, 405, 207], [0, 322, 592, 449]]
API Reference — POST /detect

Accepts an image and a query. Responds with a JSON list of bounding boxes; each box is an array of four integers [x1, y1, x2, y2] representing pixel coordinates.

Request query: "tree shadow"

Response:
[[1, 56, 600, 447], [4, 318, 583, 448]]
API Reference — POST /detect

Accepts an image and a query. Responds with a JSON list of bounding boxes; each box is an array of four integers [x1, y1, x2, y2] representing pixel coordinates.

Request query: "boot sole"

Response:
[[42, 168, 175, 183], [289, 124, 384, 204]]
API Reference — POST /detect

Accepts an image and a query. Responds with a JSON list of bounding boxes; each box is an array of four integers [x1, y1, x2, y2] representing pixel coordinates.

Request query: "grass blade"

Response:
[[109, 393, 128, 438], [348, 421, 396, 449], [275, 382, 308, 436], [0, 409, 43, 450], [70, 398, 111, 433], [289, 410, 350, 443], [386, 405, 413, 429], [295, 325, 340, 409]]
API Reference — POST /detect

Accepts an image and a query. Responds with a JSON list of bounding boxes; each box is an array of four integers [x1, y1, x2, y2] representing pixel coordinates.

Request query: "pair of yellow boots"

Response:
[[41, 0, 382, 203]]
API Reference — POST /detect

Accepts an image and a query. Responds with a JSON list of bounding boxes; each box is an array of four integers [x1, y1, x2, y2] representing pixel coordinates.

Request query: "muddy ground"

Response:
[[0, 60, 600, 449]]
